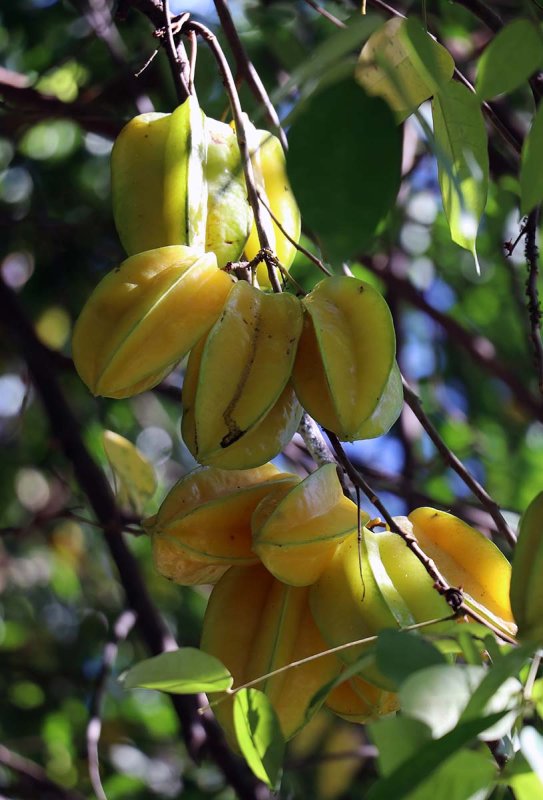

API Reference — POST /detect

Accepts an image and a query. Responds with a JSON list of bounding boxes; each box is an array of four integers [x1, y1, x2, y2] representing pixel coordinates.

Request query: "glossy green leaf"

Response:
[[401, 663, 522, 741], [122, 648, 233, 693], [460, 642, 533, 723], [376, 629, 446, 688], [365, 712, 506, 800], [287, 78, 401, 263], [103, 430, 156, 514], [477, 19, 543, 101], [432, 80, 489, 271], [521, 104, 543, 214], [505, 754, 543, 800], [234, 688, 285, 788], [370, 716, 431, 775], [356, 17, 455, 121], [371, 718, 497, 800]]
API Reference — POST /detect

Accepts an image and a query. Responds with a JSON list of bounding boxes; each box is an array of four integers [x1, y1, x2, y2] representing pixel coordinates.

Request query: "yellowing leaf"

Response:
[[103, 430, 157, 513], [356, 17, 455, 121], [432, 80, 488, 272]]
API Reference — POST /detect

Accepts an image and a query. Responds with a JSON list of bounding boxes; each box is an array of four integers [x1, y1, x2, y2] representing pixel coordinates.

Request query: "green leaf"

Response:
[[476, 19, 543, 101], [505, 754, 543, 800], [371, 718, 497, 800], [122, 648, 233, 694], [370, 716, 431, 775], [460, 643, 533, 723], [287, 78, 402, 263], [356, 17, 455, 121], [520, 727, 543, 785], [401, 663, 522, 741], [456, 629, 484, 666], [233, 688, 285, 788], [410, 749, 496, 800], [432, 80, 489, 271], [521, 104, 543, 214], [375, 629, 446, 688], [365, 713, 506, 800], [270, 14, 381, 115], [103, 430, 156, 514]]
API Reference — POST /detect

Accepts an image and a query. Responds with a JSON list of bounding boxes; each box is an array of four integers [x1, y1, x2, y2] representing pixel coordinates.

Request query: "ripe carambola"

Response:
[[111, 97, 252, 267], [252, 462, 369, 586], [144, 463, 298, 585], [201, 564, 340, 745], [72, 245, 233, 398], [292, 276, 402, 441], [182, 280, 303, 469], [242, 123, 301, 286], [311, 511, 515, 687]]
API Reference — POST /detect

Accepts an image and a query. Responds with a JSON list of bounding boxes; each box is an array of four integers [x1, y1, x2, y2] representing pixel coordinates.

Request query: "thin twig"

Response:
[[161, 2, 190, 102], [524, 207, 543, 396], [402, 378, 517, 547], [302, 0, 347, 28], [257, 190, 333, 277], [186, 19, 282, 292], [212, 0, 287, 149], [325, 431, 517, 643], [364, 257, 543, 422], [0, 745, 85, 800], [87, 610, 137, 800]]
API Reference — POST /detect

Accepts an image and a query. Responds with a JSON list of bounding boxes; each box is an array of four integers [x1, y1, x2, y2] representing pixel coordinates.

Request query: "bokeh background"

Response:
[[0, 0, 540, 797]]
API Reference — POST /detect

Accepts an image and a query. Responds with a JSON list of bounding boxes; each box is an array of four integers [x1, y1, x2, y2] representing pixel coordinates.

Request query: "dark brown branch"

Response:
[[212, 0, 287, 149], [161, 1, 190, 102], [524, 207, 543, 396], [87, 610, 137, 800], [302, 0, 347, 29], [402, 378, 517, 546], [365, 257, 543, 422], [0, 745, 85, 800], [0, 68, 122, 138], [0, 278, 271, 800]]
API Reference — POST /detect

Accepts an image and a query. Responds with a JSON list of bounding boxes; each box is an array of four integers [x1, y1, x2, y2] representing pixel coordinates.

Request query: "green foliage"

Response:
[[122, 648, 233, 694], [287, 78, 401, 262], [234, 689, 285, 788], [2, 1, 543, 798]]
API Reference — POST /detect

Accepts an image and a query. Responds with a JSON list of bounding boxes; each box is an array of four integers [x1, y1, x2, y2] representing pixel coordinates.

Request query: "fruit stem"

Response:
[[186, 19, 283, 293]]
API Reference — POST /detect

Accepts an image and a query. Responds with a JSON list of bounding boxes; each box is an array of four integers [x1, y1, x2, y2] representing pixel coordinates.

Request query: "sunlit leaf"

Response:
[[122, 648, 233, 693], [432, 80, 489, 271], [476, 19, 543, 101], [103, 430, 157, 513], [234, 688, 284, 788], [356, 17, 455, 121]]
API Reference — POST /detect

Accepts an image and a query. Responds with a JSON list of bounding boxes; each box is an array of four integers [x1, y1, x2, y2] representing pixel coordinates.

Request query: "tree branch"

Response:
[[524, 207, 543, 396], [0, 745, 84, 800], [212, 0, 287, 149], [365, 257, 543, 422], [0, 278, 271, 800]]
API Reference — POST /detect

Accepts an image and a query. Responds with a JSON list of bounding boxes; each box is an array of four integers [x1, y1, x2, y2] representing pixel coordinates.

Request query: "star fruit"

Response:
[[181, 280, 303, 469], [292, 276, 402, 441], [144, 463, 298, 585], [72, 245, 233, 398], [201, 563, 341, 745]]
